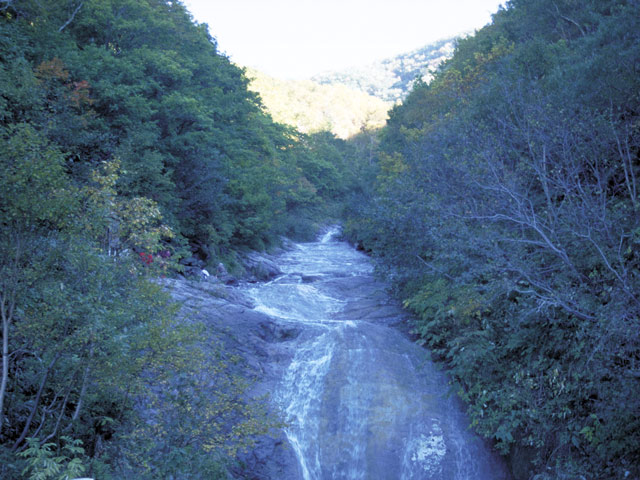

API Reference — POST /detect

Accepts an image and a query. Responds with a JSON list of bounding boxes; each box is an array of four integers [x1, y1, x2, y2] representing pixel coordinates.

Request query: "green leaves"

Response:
[[1, 3, 311, 477], [18, 437, 86, 480], [0, 124, 75, 228], [344, 1, 640, 478]]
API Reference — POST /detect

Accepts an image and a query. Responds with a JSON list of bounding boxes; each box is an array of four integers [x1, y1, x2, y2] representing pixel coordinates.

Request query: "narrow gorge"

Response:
[[169, 228, 511, 478]]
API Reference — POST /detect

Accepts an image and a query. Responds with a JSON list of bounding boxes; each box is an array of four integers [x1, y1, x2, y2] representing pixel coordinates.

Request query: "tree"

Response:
[[344, 1, 640, 477], [0, 124, 75, 438]]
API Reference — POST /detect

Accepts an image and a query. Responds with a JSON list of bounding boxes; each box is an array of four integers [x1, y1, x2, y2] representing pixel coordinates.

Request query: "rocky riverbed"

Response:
[[161, 231, 510, 479]]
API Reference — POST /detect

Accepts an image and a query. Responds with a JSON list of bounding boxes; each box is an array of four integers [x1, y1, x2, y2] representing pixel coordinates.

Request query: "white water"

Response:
[[242, 227, 509, 479]]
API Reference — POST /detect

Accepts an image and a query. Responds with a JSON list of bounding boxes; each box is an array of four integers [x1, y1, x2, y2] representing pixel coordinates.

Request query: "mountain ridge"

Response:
[[245, 36, 462, 137], [311, 35, 463, 102], [246, 68, 390, 139]]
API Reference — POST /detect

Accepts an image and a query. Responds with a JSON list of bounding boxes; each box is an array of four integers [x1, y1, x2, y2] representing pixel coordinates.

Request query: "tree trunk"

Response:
[[0, 234, 22, 438], [0, 297, 9, 437], [72, 347, 92, 422], [12, 353, 60, 451]]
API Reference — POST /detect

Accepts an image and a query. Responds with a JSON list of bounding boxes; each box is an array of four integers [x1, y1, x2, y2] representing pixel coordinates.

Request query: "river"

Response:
[[241, 227, 510, 479]]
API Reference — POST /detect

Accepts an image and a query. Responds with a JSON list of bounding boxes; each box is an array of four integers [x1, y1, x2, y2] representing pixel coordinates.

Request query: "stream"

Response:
[[241, 227, 510, 479]]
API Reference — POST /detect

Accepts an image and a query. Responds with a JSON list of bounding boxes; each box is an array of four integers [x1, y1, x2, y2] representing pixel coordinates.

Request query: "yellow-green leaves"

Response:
[[18, 436, 86, 480], [0, 124, 76, 229], [83, 159, 174, 259]]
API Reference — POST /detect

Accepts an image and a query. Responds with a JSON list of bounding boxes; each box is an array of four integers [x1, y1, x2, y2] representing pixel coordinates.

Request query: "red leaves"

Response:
[[138, 252, 153, 265], [35, 58, 93, 108]]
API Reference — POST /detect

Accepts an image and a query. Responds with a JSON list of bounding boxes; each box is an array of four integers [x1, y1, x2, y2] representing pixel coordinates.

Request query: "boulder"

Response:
[[242, 252, 282, 281], [216, 262, 228, 276]]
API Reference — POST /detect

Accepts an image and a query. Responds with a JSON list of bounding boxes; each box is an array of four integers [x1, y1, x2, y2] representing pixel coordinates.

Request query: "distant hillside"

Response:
[[244, 37, 463, 137], [312, 36, 460, 103], [246, 69, 391, 139]]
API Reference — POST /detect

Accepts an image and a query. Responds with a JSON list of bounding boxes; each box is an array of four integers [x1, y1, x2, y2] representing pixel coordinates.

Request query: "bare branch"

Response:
[[58, 2, 83, 33], [457, 211, 577, 274], [414, 254, 454, 281], [12, 353, 61, 451], [610, 113, 639, 213], [575, 230, 640, 306], [551, 2, 586, 36], [510, 268, 597, 321], [0, 1, 13, 13]]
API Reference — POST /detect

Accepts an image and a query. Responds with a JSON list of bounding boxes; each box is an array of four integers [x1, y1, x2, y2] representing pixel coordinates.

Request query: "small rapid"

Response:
[[242, 227, 510, 479]]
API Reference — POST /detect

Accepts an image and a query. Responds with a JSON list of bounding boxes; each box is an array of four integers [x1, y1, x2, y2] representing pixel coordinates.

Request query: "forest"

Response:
[[1, 0, 639, 478], [246, 68, 390, 139], [0, 0, 357, 477], [312, 36, 458, 103], [344, 0, 640, 478]]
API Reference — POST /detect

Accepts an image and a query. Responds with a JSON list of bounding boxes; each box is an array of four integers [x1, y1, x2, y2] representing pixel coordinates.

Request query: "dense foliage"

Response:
[[0, 0, 354, 477], [4, 0, 638, 477], [247, 68, 390, 139], [345, 0, 640, 478]]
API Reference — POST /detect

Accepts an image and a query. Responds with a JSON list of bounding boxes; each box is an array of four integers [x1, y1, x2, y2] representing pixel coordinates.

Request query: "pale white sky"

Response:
[[182, 0, 505, 79]]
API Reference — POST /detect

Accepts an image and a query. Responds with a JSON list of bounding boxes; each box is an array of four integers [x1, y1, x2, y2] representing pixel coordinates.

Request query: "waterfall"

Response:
[[320, 225, 342, 244], [242, 234, 510, 479]]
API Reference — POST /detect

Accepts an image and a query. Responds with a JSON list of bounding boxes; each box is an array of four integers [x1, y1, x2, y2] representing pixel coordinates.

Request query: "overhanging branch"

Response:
[[58, 2, 83, 32]]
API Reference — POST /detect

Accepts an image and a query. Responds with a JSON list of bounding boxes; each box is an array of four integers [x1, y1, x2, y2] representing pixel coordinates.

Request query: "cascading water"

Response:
[[242, 227, 510, 479]]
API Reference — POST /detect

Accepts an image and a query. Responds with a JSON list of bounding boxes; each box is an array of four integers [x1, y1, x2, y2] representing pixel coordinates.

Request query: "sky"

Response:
[[182, 0, 505, 79]]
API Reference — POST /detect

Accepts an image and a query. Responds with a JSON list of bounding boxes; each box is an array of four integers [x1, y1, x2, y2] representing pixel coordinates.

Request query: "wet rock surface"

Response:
[[159, 273, 412, 477], [162, 232, 511, 479], [160, 276, 301, 478], [242, 251, 283, 282]]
